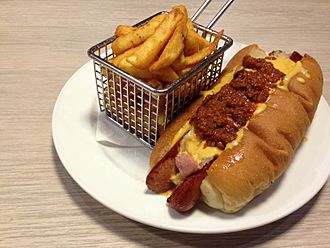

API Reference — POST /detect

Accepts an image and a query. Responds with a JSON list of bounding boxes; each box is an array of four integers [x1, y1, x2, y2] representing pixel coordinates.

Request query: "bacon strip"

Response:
[[290, 51, 303, 62], [175, 151, 199, 178]]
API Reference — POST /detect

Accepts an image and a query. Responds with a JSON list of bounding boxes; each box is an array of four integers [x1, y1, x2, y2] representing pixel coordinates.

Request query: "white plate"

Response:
[[52, 42, 330, 234]]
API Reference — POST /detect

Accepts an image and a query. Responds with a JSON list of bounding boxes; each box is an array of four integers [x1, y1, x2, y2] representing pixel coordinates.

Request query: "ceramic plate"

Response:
[[52, 42, 330, 233]]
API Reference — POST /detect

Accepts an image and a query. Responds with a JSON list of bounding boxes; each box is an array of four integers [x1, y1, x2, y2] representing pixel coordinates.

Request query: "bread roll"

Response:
[[148, 44, 323, 213]]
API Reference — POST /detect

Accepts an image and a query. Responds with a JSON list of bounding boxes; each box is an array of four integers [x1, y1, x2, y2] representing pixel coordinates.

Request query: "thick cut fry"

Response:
[[178, 66, 194, 76], [149, 19, 187, 71], [118, 59, 154, 79], [174, 5, 188, 17], [109, 46, 139, 67], [110, 4, 225, 89], [186, 18, 194, 30], [112, 14, 166, 55], [186, 18, 209, 48], [146, 79, 163, 89], [184, 30, 224, 67], [184, 19, 209, 55], [190, 29, 210, 49], [184, 29, 200, 56], [171, 53, 186, 71], [153, 67, 180, 83], [126, 9, 184, 69], [115, 25, 137, 37], [117, 59, 178, 83]]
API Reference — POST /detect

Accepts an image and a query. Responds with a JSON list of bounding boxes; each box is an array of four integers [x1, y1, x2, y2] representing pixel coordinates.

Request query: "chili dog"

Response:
[[146, 44, 323, 213]]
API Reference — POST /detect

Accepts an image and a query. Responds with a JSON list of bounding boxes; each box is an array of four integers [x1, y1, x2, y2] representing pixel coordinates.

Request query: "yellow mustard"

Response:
[[201, 67, 237, 98], [170, 121, 191, 148], [267, 57, 309, 90], [253, 103, 267, 116], [179, 129, 222, 165]]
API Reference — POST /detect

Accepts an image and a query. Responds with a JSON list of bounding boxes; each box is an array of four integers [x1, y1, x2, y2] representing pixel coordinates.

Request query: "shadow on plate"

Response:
[[53, 144, 324, 247]]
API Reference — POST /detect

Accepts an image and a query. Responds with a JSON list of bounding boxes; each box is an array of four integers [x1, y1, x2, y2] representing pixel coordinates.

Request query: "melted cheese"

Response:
[[161, 189, 174, 198], [297, 77, 306, 83], [202, 68, 237, 97], [225, 128, 245, 150], [267, 56, 296, 75], [170, 173, 184, 185], [253, 103, 267, 116], [180, 129, 222, 165], [170, 121, 191, 148], [267, 57, 309, 90]]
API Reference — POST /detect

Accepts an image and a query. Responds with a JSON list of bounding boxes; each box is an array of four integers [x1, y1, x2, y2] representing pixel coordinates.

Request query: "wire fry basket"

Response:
[[87, 11, 233, 148]]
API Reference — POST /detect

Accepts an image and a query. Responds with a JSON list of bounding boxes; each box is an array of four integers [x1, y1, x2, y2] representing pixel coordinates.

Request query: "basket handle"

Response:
[[191, 0, 235, 29]]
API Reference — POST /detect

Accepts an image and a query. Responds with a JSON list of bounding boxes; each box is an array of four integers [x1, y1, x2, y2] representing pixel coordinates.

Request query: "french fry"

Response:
[[117, 58, 178, 83], [109, 46, 140, 67], [190, 29, 210, 49], [186, 18, 194, 30], [184, 29, 200, 56], [112, 14, 166, 55], [186, 18, 209, 48], [118, 59, 154, 79], [153, 67, 180, 83], [184, 30, 223, 67], [171, 53, 186, 71], [178, 65, 194, 76], [126, 9, 184, 69], [149, 18, 187, 71], [110, 5, 225, 89], [146, 79, 163, 89], [174, 5, 188, 17], [184, 19, 210, 55], [115, 25, 137, 37]]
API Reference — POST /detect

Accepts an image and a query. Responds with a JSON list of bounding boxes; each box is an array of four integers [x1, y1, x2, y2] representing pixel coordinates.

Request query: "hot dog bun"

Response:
[[149, 44, 323, 213]]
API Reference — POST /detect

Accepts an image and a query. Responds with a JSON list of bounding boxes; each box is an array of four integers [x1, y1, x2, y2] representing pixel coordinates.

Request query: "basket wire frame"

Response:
[[88, 12, 233, 148]]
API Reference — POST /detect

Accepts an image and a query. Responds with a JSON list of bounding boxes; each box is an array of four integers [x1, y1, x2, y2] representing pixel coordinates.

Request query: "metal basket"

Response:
[[87, 11, 233, 148]]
